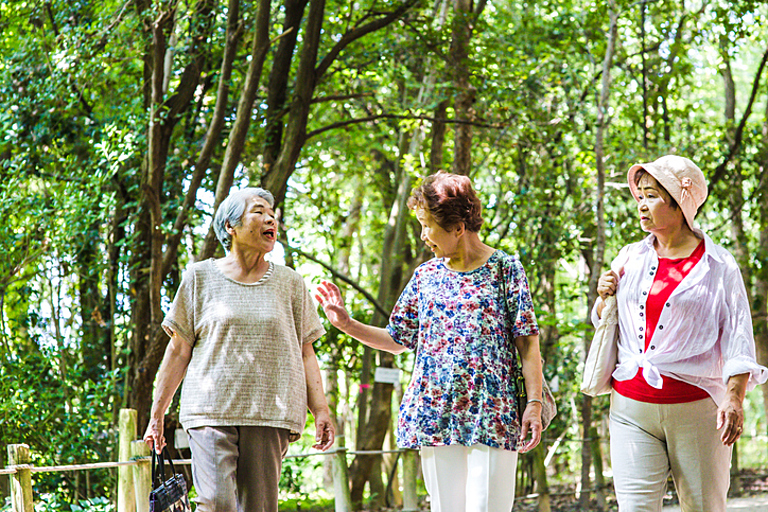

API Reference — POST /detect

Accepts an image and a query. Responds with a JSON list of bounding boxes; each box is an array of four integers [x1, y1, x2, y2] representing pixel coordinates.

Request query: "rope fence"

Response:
[[0, 448, 406, 476], [5, 409, 766, 512], [2, 409, 421, 512]]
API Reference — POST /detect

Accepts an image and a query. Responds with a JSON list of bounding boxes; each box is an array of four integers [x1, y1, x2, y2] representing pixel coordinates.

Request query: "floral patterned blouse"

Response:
[[386, 250, 539, 451]]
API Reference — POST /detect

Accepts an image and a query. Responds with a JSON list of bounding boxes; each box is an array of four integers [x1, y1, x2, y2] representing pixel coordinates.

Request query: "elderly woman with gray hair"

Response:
[[144, 187, 334, 512]]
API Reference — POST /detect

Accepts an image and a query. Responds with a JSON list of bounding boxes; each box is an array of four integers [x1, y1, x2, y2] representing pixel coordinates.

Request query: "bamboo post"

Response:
[[402, 449, 419, 512], [131, 441, 151, 512], [533, 444, 551, 512], [118, 409, 137, 512], [331, 448, 351, 512], [8, 444, 33, 512], [589, 426, 606, 511], [730, 440, 742, 497]]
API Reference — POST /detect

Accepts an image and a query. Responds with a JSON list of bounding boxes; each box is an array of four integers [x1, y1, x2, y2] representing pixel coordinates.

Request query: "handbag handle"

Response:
[[151, 447, 178, 486], [498, 256, 519, 357]]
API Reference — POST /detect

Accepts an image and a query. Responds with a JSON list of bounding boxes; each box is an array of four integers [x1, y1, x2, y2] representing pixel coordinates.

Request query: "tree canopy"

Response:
[[2, 0, 768, 508]]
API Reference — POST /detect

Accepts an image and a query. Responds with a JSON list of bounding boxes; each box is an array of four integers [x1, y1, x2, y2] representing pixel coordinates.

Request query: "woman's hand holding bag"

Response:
[[581, 269, 622, 396]]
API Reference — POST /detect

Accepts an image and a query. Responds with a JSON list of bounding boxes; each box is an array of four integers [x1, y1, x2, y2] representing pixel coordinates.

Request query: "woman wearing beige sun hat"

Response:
[[591, 155, 768, 512]]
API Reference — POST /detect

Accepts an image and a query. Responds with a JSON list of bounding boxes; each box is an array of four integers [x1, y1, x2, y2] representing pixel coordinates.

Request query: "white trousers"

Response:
[[420, 444, 518, 512], [610, 391, 732, 512]]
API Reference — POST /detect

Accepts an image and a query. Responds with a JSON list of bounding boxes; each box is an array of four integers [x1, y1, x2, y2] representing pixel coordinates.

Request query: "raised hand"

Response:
[[315, 280, 352, 330]]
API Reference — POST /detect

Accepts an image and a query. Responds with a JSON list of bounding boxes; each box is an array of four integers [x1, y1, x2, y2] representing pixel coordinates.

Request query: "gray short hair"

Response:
[[213, 187, 275, 251]]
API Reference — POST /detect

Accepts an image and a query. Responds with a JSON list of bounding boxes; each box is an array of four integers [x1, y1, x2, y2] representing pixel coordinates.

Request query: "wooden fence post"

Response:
[[331, 448, 351, 512], [131, 441, 151, 512], [402, 449, 419, 512], [8, 444, 33, 512], [118, 409, 137, 512]]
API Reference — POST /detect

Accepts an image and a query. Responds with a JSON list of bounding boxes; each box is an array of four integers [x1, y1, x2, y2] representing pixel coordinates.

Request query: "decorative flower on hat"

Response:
[[681, 177, 692, 189]]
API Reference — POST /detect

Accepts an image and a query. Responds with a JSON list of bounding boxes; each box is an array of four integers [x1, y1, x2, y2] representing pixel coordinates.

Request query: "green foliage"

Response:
[[0, 349, 119, 499], [2, 0, 768, 506]]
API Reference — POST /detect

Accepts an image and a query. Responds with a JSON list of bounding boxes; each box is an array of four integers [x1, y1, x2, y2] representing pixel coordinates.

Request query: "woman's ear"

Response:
[[453, 222, 466, 237]]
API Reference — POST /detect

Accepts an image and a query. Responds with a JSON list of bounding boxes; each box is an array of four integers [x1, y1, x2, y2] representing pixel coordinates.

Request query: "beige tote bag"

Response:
[[581, 294, 619, 396]]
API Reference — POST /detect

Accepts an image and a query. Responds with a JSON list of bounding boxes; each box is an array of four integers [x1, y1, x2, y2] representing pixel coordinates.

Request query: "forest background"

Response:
[[3, 0, 768, 510]]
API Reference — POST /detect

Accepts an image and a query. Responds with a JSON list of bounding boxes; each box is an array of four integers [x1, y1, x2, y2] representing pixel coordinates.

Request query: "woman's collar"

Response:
[[639, 229, 723, 263]]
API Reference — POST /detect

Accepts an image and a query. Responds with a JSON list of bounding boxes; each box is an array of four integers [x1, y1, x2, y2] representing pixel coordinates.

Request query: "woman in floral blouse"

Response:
[[316, 172, 543, 512]]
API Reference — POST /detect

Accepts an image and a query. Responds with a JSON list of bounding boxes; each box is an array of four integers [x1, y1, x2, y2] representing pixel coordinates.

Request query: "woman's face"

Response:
[[416, 207, 459, 258], [228, 195, 277, 253], [636, 174, 684, 233]]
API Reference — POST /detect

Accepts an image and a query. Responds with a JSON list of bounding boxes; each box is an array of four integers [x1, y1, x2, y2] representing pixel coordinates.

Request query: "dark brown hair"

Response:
[[407, 172, 484, 232], [634, 169, 679, 210]]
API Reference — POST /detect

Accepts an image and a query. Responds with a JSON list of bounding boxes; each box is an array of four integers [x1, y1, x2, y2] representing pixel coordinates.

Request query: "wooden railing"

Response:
[[2, 409, 420, 512]]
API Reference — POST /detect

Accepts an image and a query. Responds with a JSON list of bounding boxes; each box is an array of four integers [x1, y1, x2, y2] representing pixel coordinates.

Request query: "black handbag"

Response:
[[150, 448, 192, 512]]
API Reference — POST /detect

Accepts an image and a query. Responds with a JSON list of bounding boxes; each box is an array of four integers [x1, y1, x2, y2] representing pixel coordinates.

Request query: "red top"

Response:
[[614, 239, 709, 403]]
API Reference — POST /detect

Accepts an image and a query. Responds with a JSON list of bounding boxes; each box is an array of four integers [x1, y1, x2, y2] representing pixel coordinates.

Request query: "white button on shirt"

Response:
[[591, 230, 768, 406]]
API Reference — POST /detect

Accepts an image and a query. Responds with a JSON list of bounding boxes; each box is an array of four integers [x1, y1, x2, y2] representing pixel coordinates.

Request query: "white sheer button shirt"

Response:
[[591, 229, 768, 405]]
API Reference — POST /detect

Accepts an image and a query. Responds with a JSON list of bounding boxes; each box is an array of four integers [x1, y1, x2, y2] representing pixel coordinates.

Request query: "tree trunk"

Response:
[[128, 0, 217, 429], [198, 0, 273, 260], [349, 169, 414, 507], [79, 219, 108, 382], [755, 98, 768, 432], [161, 0, 244, 274], [450, 0, 476, 176], [580, 3, 618, 507], [262, 0, 325, 206], [263, 0, 309, 167], [431, 99, 449, 173]]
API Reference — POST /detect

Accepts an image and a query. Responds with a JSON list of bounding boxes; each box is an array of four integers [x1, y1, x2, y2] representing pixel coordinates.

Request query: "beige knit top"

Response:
[[162, 259, 326, 436]]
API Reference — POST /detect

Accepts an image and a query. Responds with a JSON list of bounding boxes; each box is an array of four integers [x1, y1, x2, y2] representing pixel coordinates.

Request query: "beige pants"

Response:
[[187, 426, 289, 512], [420, 444, 518, 512], [610, 391, 732, 512]]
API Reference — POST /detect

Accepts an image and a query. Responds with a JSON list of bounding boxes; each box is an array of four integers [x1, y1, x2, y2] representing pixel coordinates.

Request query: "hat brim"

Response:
[[626, 162, 698, 231], [627, 163, 649, 203]]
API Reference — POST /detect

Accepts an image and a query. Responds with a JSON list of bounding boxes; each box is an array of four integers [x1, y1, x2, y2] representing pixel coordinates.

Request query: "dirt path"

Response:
[[662, 495, 768, 511]]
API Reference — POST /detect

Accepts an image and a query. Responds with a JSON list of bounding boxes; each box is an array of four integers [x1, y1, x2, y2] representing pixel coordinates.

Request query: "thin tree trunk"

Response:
[[450, 0, 476, 176], [263, 0, 308, 167], [431, 99, 449, 172], [129, 0, 217, 428], [754, 98, 768, 440], [198, 0, 274, 260], [349, 170, 413, 507], [162, 0, 244, 274], [262, 0, 419, 206], [580, 3, 618, 508]]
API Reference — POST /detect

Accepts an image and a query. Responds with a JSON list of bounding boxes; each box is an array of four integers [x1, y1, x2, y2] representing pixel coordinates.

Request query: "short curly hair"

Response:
[[407, 172, 484, 232]]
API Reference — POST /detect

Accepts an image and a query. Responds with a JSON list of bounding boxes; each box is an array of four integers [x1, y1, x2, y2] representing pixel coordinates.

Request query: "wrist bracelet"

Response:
[[527, 399, 543, 406]]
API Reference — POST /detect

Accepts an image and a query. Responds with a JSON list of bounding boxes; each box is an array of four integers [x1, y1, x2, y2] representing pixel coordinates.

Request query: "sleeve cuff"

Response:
[[162, 319, 194, 346], [386, 324, 407, 348], [722, 356, 768, 389], [303, 326, 326, 345]]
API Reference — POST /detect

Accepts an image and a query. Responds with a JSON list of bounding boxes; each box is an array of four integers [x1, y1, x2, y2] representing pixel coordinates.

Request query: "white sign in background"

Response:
[[374, 367, 401, 385]]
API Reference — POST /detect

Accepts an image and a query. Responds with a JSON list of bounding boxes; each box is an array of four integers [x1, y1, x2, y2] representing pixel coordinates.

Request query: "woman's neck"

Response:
[[218, 248, 270, 283], [445, 233, 495, 272], [653, 225, 701, 259]]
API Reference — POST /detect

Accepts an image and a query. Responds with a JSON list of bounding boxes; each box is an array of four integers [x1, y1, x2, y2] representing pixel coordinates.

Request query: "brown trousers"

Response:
[[187, 426, 290, 512]]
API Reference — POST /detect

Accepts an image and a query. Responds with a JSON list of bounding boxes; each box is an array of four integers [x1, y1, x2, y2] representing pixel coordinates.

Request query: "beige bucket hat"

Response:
[[627, 155, 708, 230]]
